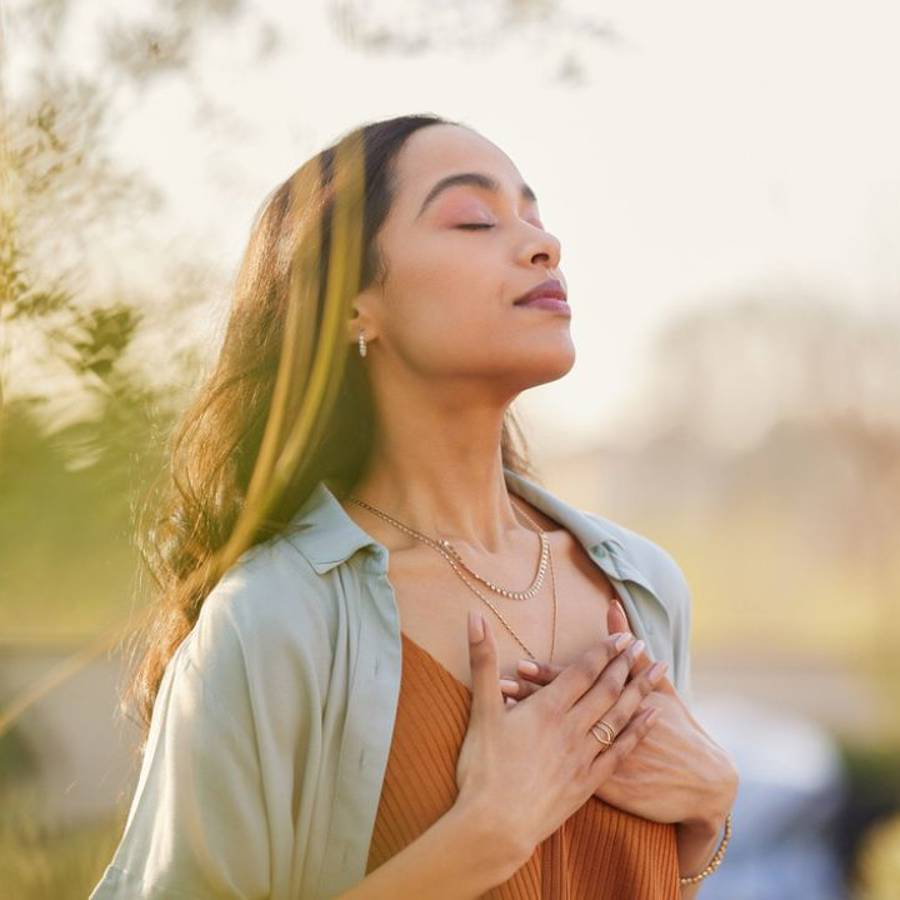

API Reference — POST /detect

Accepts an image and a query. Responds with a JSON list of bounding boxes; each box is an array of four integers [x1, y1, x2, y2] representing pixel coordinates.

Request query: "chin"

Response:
[[520, 346, 576, 386]]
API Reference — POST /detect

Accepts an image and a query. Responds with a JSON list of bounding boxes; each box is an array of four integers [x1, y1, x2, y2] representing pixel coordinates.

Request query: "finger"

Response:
[[624, 663, 676, 700], [501, 677, 541, 700], [544, 632, 637, 712], [627, 651, 655, 680], [515, 657, 563, 684], [607, 598, 631, 636], [585, 657, 667, 746], [608, 603, 663, 687], [583, 654, 665, 772], [608, 599, 653, 681], [574, 637, 649, 731], [519, 633, 637, 688], [588, 705, 661, 782], [625, 640, 663, 690], [467, 612, 504, 722]]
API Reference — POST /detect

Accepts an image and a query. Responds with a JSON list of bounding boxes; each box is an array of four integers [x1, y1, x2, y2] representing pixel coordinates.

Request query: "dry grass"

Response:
[[0, 788, 126, 900]]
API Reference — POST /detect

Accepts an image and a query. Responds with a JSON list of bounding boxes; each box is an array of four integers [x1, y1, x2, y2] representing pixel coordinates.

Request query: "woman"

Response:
[[90, 113, 738, 900]]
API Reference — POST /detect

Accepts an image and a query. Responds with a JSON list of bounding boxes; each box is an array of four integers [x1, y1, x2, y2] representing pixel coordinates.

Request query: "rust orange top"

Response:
[[366, 631, 681, 899]]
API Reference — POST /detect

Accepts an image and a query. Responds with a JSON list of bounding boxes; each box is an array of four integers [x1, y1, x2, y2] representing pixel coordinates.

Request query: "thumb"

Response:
[[467, 611, 503, 720], [607, 597, 631, 636]]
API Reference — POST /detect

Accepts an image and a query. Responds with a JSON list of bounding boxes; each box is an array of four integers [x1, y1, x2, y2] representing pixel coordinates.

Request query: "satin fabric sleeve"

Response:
[[89, 592, 271, 900]]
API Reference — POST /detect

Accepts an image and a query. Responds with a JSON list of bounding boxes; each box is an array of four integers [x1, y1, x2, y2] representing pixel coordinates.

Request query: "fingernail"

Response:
[[648, 661, 668, 682], [468, 611, 484, 643], [517, 659, 539, 676], [499, 678, 519, 693], [613, 633, 633, 651], [631, 639, 645, 656]]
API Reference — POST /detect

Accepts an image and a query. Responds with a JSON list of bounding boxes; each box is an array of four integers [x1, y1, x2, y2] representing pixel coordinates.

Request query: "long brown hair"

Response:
[[123, 113, 540, 741]]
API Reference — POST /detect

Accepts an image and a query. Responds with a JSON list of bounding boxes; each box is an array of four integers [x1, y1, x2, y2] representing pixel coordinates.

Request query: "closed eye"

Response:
[[457, 222, 545, 231]]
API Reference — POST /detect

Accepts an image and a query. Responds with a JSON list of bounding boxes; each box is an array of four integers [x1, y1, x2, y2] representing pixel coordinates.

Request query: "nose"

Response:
[[521, 225, 562, 272]]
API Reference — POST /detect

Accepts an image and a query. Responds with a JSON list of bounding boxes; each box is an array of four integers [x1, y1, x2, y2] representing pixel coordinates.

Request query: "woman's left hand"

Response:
[[500, 601, 738, 828]]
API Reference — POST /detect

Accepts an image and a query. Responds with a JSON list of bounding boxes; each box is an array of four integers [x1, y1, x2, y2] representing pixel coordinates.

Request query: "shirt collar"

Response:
[[285, 467, 664, 613], [285, 479, 381, 574], [500, 468, 664, 606]]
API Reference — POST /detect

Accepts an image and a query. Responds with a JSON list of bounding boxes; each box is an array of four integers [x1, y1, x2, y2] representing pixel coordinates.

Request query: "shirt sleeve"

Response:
[[676, 575, 695, 708], [89, 593, 271, 900], [647, 538, 696, 708]]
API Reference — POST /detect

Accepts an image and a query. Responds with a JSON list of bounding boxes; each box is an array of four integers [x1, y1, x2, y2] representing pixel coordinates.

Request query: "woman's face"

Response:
[[354, 124, 575, 398]]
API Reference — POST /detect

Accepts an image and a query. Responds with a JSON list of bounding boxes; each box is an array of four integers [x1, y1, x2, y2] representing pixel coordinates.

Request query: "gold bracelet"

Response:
[[678, 812, 733, 886]]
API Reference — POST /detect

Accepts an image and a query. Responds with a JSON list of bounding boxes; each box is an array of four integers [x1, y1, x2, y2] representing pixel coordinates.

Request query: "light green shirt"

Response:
[[89, 466, 694, 899]]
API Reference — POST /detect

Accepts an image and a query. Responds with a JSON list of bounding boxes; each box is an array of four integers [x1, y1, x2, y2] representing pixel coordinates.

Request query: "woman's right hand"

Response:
[[454, 611, 664, 868]]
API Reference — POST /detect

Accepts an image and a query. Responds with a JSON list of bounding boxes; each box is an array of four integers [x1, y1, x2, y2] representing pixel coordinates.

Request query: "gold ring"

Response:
[[590, 719, 616, 749]]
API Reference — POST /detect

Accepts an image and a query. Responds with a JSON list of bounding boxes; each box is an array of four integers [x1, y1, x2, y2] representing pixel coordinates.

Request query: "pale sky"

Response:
[[19, 0, 900, 456]]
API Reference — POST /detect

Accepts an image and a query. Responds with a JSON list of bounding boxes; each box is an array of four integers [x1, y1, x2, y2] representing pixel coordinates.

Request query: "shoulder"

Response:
[[193, 536, 323, 642], [184, 534, 334, 706], [580, 508, 695, 701], [580, 509, 692, 613]]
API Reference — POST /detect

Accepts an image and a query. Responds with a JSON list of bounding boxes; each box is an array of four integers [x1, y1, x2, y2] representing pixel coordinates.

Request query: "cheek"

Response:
[[391, 296, 498, 361], [395, 254, 504, 335]]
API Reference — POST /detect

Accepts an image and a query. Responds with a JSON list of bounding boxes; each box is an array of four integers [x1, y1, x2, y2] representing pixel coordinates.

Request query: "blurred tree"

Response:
[[609, 288, 900, 696], [636, 289, 900, 558], [620, 289, 900, 578], [0, 0, 276, 418], [644, 290, 900, 450], [326, 0, 625, 85], [0, 0, 261, 636]]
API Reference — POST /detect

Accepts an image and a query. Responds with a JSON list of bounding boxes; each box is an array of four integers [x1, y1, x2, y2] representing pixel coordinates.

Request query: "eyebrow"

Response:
[[415, 172, 538, 220]]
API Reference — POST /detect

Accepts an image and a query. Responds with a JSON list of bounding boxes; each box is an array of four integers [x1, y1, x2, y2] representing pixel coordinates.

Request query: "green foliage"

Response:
[[0, 724, 39, 787], [0, 393, 167, 637], [838, 740, 900, 802], [855, 811, 900, 900], [835, 740, 900, 899]]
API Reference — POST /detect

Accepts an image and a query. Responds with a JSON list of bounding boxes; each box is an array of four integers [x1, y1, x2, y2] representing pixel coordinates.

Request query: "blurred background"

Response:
[[2, 1, 899, 897]]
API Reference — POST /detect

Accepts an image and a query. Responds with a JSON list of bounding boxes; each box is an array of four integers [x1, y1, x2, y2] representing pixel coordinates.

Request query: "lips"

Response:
[[514, 278, 567, 305]]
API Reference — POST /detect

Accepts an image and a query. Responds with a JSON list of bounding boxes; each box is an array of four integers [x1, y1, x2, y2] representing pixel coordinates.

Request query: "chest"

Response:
[[385, 528, 630, 690]]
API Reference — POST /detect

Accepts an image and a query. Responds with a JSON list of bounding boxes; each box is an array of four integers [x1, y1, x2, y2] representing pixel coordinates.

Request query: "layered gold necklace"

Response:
[[346, 493, 557, 663]]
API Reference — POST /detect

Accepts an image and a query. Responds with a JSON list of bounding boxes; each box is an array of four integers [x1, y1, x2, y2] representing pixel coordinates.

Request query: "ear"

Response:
[[346, 313, 364, 343], [347, 288, 380, 343]]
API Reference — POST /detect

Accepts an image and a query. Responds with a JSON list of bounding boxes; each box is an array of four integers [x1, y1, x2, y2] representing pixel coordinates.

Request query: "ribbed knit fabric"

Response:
[[365, 631, 681, 898]]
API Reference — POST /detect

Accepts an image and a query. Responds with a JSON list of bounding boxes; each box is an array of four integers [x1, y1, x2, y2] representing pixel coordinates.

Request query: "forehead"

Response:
[[391, 125, 526, 210]]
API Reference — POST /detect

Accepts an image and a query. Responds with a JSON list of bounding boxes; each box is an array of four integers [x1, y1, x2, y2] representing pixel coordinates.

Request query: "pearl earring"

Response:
[[357, 329, 367, 358]]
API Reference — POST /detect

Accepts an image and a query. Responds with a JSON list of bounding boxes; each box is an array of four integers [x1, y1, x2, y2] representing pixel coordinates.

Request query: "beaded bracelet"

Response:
[[678, 812, 733, 885]]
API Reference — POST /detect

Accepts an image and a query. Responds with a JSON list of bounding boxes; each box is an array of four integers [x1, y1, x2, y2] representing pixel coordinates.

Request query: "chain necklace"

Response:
[[440, 525, 549, 600], [346, 494, 558, 663], [349, 495, 549, 597]]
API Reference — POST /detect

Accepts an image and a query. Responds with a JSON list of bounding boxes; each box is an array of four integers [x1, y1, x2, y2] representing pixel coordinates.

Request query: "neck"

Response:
[[346, 419, 528, 557]]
